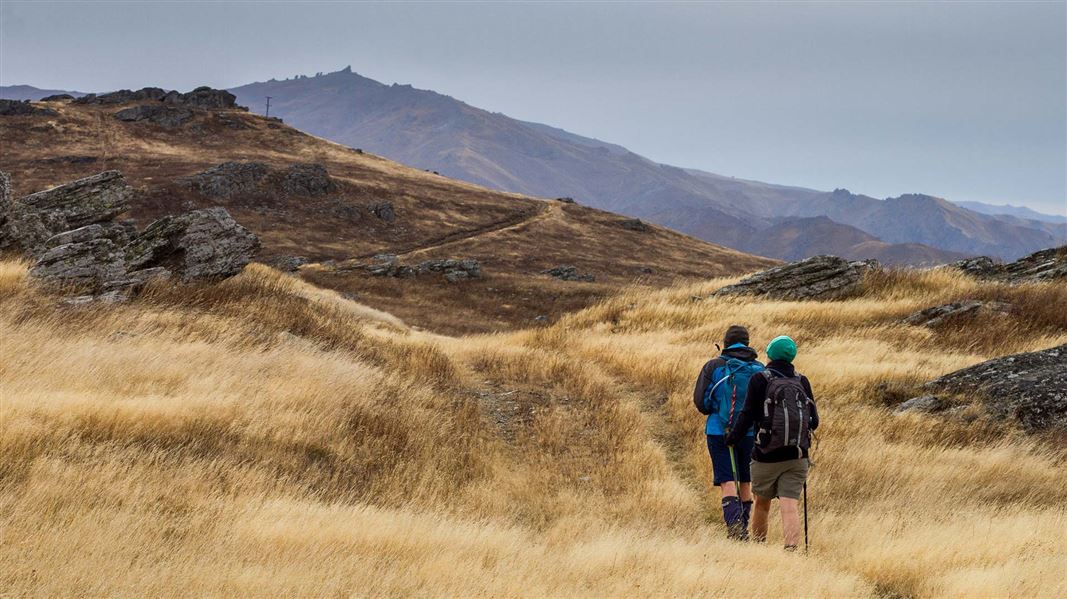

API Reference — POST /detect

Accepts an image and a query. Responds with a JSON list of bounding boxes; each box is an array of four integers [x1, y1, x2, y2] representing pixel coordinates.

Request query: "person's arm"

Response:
[[726, 373, 764, 445], [802, 376, 819, 431], [692, 359, 720, 415]]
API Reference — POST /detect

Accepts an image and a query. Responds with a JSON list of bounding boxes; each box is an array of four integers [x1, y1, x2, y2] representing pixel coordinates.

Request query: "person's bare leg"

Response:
[[719, 481, 737, 499], [739, 482, 752, 502], [751, 495, 772, 542], [780, 497, 801, 548]]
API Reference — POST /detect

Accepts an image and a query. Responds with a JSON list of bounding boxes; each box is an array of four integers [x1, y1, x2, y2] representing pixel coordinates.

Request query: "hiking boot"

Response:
[[722, 496, 746, 540]]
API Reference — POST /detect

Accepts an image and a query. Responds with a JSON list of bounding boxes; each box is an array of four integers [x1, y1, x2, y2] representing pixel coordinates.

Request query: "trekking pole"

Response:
[[803, 482, 809, 552]]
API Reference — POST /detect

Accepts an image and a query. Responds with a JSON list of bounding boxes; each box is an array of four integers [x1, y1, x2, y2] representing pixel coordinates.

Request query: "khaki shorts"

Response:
[[751, 458, 809, 500]]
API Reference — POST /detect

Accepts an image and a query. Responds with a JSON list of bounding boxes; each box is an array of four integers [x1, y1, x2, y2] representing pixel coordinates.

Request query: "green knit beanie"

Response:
[[766, 335, 798, 362]]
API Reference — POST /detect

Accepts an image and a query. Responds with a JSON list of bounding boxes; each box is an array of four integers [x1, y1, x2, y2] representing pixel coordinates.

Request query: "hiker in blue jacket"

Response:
[[692, 325, 764, 539]]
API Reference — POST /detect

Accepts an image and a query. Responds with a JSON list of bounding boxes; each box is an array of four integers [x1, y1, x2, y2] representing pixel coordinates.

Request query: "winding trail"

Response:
[[353, 200, 561, 261]]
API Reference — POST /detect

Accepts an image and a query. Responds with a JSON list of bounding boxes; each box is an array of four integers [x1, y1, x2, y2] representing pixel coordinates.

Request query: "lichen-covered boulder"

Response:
[[908, 344, 1067, 432], [715, 255, 866, 300], [125, 207, 259, 282], [29, 225, 127, 291], [0, 171, 132, 255]]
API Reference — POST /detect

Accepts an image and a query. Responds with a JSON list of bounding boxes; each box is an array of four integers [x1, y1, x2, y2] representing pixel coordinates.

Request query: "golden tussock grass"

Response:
[[2, 262, 1065, 597]]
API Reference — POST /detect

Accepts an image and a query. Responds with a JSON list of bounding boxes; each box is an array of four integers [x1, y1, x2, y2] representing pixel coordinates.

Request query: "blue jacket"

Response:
[[692, 345, 763, 436]]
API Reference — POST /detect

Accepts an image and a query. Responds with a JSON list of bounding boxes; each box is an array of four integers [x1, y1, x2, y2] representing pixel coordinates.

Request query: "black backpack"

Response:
[[755, 370, 813, 458]]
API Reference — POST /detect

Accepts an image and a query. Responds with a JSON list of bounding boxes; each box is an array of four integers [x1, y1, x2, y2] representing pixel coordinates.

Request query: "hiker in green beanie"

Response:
[[726, 335, 819, 551]]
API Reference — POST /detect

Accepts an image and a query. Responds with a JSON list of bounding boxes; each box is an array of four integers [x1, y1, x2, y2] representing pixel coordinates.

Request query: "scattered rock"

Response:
[[184, 162, 269, 198], [368, 201, 396, 222], [269, 255, 309, 272], [895, 395, 945, 413], [908, 344, 1067, 432], [0, 99, 57, 117], [555, 197, 576, 204], [950, 248, 1066, 283], [534, 315, 548, 323], [639, 266, 654, 275], [282, 163, 335, 196], [543, 265, 596, 282], [125, 207, 260, 283], [39, 94, 75, 102], [114, 104, 195, 128], [903, 300, 1013, 328], [365, 256, 481, 281], [0, 171, 132, 255], [620, 218, 650, 232], [715, 255, 867, 300]]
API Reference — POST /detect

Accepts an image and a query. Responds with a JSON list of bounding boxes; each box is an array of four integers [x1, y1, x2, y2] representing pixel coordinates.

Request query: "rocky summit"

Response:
[[715, 255, 871, 300], [0, 170, 259, 299], [908, 344, 1067, 432]]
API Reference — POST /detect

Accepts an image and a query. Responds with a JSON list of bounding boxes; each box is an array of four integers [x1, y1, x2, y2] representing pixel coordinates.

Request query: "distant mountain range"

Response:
[[0, 85, 86, 100], [6, 73, 1065, 263], [955, 200, 1066, 224]]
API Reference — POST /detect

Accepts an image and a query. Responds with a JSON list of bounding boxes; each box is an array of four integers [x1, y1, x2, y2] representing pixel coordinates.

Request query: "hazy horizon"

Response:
[[2, 1, 1063, 214]]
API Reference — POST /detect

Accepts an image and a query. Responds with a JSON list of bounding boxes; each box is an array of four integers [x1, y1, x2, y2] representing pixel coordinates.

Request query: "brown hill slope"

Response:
[[0, 95, 774, 333], [742, 216, 969, 266]]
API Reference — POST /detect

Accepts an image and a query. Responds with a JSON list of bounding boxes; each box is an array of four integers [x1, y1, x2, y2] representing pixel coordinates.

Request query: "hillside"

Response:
[[0, 93, 773, 333], [739, 216, 968, 266], [229, 68, 1065, 262], [3, 255, 1065, 596]]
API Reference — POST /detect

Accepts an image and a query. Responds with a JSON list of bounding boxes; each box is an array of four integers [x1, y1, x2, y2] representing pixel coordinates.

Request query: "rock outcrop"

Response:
[[185, 162, 269, 198], [125, 207, 260, 283], [76, 86, 240, 109], [114, 104, 196, 128], [182, 162, 337, 199], [0, 171, 132, 255], [0, 99, 57, 117], [715, 255, 867, 300], [368, 201, 396, 222], [281, 163, 336, 196], [2, 171, 259, 299], [950, 247, 1066, 283], [903, 300, 1012, 328], [620, 218, 650, 232], [543, 265, 595, 282], [904, 344, 1067, 432]]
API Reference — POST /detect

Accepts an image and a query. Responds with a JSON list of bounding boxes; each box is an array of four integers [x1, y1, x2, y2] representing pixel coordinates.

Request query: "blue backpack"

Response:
[[703, 356, 764, 435]]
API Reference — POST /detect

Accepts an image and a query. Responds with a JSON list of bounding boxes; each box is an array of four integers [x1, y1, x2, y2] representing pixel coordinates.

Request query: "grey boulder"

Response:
[[126, 207, 260, 282], [908, 344, 1067, 432], [715, 255, 867, 300], [0, 171, 132, 255]]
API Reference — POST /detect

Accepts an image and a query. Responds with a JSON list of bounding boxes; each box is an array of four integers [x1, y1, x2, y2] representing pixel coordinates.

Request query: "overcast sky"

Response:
[[2, 1, 1064, 214]]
